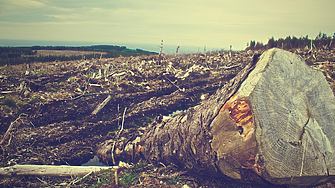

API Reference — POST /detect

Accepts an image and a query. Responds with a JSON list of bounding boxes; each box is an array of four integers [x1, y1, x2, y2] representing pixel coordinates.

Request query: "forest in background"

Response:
[[246, 32, 334, 51], [1, 32, 334, 67], [0, 45, 157, 66]]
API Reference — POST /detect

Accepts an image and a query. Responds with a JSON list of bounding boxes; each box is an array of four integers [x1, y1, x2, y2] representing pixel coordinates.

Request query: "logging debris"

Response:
[[0, 47, 335, 187]]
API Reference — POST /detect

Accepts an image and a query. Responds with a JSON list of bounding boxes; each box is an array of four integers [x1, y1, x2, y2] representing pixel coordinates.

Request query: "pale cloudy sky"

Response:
[[0, 0, 334, 51]]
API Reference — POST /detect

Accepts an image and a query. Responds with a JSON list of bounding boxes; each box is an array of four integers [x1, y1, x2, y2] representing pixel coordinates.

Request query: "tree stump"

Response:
[[210, 48, 335, 186], [99, 48, 335, 186]]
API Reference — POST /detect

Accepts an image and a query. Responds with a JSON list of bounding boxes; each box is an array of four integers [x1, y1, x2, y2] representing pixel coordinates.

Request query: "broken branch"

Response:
[[91, 95, 112, 115], [0, 164, 117, 177], [112, 107, 127, 165], [0, 114, 25, 145]]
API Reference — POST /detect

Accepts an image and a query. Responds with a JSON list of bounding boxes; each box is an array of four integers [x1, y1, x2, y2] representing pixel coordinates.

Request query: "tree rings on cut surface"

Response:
[[211, 48, 335, 186]]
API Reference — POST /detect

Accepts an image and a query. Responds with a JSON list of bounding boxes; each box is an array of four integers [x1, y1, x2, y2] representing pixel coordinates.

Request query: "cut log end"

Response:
[[210, 93, 258, 180], [211, 48, 335, 186]]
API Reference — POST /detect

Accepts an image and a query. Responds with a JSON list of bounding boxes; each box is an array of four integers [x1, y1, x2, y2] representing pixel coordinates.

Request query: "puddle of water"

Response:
[[169, 110, 184, 117], [81, 155, 105, 166], [163, 109, 185, 119]]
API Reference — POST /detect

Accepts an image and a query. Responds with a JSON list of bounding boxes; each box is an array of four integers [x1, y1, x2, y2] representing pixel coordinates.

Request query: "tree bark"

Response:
[[102, 48, 335, 186], [98, 53, 259, 173], [137, 55, 258, 176]]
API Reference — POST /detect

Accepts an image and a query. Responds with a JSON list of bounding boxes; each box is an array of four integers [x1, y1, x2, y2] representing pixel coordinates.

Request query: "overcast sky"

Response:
[[0, 0, 334, 51]]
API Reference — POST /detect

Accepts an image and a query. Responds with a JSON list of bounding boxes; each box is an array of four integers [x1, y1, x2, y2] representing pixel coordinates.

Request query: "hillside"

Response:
[[0, 47, 334, 187], [0, 45, 157, 66]]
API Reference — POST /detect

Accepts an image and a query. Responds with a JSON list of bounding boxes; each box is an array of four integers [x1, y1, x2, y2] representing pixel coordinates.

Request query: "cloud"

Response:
[[46, 14, 80, 20], [0, 0, 45, 8], [0, 0, 334, 50]]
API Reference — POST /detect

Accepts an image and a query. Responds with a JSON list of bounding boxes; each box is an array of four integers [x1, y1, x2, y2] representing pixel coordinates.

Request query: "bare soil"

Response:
[[0, 48, 335, 187]]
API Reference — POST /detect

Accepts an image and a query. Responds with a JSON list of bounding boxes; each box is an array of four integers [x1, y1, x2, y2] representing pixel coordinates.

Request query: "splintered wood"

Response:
[[220, 94, 255, 141], [210, 94, 258, 179]]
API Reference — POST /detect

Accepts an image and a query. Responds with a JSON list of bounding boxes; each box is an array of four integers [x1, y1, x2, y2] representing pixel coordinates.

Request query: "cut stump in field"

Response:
[[98, 48, 335, 186], [210, 48, 335, 186]]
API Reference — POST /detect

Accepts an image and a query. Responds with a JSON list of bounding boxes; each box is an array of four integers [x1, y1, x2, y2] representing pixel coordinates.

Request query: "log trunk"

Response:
[[138, 55, 258, 177], [210, 48, 335, 186], [0, 164, 116, 176], [97, 52, 258, 176], [103, 48, 335, 186]]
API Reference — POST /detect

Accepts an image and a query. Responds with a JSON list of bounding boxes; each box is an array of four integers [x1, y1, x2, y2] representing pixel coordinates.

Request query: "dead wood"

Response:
[[96, 53, 258, 176], [137, 54, 258, 176], [1, 48, 335, 187], [0, 114, 26, 145], [111, 107, 127, 165], [97, 48, 335, 187], [91, 95, 111, 115], [0, 164, 116, 176]]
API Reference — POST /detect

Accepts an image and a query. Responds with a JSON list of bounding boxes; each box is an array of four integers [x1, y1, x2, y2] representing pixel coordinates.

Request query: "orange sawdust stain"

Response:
[[220, 94, 254, 127], [217, 94, 261, 174]]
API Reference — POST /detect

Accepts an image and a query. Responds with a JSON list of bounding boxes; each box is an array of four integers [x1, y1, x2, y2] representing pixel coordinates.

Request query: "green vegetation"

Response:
[[119, 171, 139, 186], [142, 116, 154, 126], [246, 32, 335, 51], [85, 161, 146, 187], [0, 45, 157, 66], [133, 161, 146, 171], [165, 177, 185, 185], [89, 169, 115, 187], [50, 87, 58, 92], [119, 161, 147, 186], [0, 98, 17, 108]]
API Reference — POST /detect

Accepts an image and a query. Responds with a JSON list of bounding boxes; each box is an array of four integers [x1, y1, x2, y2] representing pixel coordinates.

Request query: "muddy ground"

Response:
[[1, 48, 335, 187]]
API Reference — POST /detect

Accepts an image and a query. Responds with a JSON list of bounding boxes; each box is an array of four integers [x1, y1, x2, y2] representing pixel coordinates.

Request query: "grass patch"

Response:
[[142, 116, 154, 126], [50, 87, 58, 92], [119, 171, 139, 186], [165, 177, 185, 185], [90, 161, 147, 187], [134, 161, 147, 171], [89, 169, 115, 187], [1, 98, 17, 108]]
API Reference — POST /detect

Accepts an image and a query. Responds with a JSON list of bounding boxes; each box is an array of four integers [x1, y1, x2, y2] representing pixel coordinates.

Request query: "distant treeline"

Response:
[[0, 45, 157, 66], [246, 32, 335, 51]]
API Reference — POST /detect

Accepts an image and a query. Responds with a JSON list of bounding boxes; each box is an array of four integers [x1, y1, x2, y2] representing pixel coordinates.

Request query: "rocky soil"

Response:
[[0, 47, 335, 187]]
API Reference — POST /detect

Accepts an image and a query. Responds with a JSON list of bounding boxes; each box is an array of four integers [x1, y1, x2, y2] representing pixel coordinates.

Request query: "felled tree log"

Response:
[[0, 164, 116, 177], [210, 48, 335, 186], [98, 48, 335, 187], [98, 52, 259, 175]]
